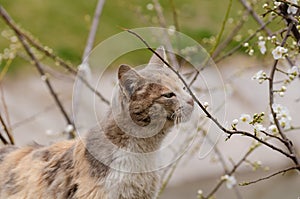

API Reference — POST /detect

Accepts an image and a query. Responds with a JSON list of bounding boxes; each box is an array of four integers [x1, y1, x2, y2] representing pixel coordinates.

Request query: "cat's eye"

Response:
[[162, 92, 176, 98]]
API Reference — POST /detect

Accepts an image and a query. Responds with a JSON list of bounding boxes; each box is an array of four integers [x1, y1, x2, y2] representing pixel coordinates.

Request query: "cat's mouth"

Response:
[[167, 108, 182, 123]]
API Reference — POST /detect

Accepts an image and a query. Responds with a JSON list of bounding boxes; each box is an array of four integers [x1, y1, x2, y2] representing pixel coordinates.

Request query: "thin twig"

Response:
[[240, 165, 300, 186], [169, 0, 180, 32], [260, 130, 285, 143], [0, 6, 75, 139], [204, 144, 259, 199], [210, 0, 233, 58], [0, 83, 12, 137], [82, 0, 106, 61], [213, 9, 248, 58], [189, 0, 233, 86], [152, 0, 180, 69], [11, 98, 71, 130], [0, 113, 12, 144], [156, 159, 181, 198]]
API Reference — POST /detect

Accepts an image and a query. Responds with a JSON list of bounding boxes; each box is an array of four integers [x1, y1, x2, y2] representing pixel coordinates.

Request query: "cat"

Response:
[[0, 47, 194, 199]]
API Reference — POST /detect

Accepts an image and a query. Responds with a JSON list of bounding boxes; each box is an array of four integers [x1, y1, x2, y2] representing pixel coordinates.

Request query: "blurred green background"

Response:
[[0, 0, 263, 72]]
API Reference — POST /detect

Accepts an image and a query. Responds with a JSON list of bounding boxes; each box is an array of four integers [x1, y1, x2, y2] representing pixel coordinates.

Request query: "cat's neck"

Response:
[[94, 110, 169, 153]]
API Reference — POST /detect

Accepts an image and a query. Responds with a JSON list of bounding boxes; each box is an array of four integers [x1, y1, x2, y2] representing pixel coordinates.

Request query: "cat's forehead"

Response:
[[140, 67, 177, 81], [139, 67, 183, 92]]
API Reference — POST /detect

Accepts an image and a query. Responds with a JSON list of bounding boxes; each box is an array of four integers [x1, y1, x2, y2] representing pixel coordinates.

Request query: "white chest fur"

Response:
[[104, 149, 160, 199]]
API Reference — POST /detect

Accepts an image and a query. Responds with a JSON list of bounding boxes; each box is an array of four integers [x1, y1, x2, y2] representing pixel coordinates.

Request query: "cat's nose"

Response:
[[187, 98, 194, 106]]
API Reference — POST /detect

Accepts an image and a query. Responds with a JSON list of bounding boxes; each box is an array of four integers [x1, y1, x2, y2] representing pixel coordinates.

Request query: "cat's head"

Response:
[[115, 47, 194, 137]]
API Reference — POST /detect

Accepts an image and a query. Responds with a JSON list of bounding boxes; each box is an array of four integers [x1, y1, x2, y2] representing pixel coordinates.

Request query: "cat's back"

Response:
[[0, 140, 107, 199]]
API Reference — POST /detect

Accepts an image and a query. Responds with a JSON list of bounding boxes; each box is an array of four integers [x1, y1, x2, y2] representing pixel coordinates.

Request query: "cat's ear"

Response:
[[148, 46, 168, 67], [118, 64, 143, 98]]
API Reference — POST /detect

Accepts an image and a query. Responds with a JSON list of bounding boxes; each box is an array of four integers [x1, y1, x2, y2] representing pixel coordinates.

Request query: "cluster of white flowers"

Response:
[[272, 46, 288, 60], [221, 175, 237, 189], [235, 112, 268, 134], [0, 30, 22, 62], [251, 70, 267, 84], [270, 103, 292, 130]]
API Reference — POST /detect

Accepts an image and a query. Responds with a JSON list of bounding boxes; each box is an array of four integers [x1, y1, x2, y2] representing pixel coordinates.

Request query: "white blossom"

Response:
[[268, 124, 277, 133], [65, 124, 74, 133], [221, 175, 237, 189], [272, 46, 288, 60], [146, 3, 154, 11], [274, 1, 281, 7], [197, 189, 203, 195], [287, 0, 298, 14], [252, 70, 267, 83], [254, 124, 266, 132], [281, 85, 287, 92], [203, 101, 209, 108], [258, 40, 266, 54], [243, 42, 249, 47], [270, 104, 292, 130], [232, 119, 239, 125], [279, 117, 291, 129], [288, 66, 299, 80], [248, 49, 254, 56], [279, 92, 285, 97], [240, 114, 251, 123], [263, 3, 268, 8]]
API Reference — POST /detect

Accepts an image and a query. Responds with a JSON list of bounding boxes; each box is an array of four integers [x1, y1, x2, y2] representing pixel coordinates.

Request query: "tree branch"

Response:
[[0, 5, 75, 139], [126, 29, 296, 162], [0, 5, 109, 105], [0, 113, 14, 145], [240, 165, 300, 186], [268, 23, 300, 166], [82, 0, 106, 61]]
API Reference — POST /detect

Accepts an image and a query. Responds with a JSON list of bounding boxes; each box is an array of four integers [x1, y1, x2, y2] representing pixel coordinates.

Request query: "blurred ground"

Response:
[[1, 55, 300, 199]]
